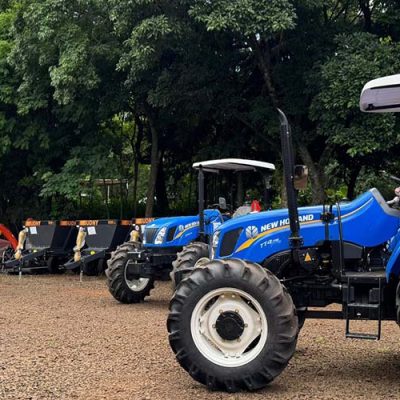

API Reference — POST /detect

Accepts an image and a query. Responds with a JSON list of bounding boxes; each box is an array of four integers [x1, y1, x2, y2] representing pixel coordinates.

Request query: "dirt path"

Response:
[[1, 274, 399, 399]]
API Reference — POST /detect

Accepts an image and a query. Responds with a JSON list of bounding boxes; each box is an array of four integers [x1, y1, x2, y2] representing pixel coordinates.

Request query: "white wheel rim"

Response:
[[124, 267, 150, 292], [190, 287, 268, 367]]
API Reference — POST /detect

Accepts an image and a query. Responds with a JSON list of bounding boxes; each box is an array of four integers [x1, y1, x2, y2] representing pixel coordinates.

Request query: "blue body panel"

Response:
[[213, 189, 400, 279], [144, 209, 225, 248], [386, 229, 400, 278]]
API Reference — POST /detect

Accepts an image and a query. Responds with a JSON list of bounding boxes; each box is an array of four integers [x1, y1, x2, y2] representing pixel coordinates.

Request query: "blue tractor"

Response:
[[167, 74, 400, 392], [105, 158, 275, 303]]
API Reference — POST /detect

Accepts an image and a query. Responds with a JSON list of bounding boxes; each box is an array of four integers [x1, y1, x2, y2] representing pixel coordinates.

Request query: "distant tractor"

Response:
[[167, 74, 400, 392], [106, 159, 275, 303]]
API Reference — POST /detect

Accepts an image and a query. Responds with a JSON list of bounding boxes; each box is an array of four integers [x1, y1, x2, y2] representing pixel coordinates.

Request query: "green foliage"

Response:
[[311, 33, 400, 158], [190, 0, 296, 36], [2, 0, 400, 224]]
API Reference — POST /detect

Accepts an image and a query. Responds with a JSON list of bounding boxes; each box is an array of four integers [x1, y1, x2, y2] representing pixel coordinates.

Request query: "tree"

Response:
[[310, 33, 400, 198]]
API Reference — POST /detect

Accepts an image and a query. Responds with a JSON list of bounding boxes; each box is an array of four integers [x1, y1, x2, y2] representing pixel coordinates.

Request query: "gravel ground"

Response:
[[1, 274, 400, 400]]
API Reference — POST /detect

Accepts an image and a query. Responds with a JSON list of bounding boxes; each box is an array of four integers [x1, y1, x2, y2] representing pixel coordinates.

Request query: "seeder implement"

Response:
[[3, 220, 77, 274], [63, 219, 152, 276]]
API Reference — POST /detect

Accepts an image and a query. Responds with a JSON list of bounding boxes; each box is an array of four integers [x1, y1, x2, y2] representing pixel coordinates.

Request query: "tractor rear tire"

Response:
[[170, 242, 209, 287], [106, 241, 154, 304], [167, 258, 298, 392]]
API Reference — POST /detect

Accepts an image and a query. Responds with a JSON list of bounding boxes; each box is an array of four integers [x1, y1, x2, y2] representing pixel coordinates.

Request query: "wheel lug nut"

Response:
[[212, 324, 216, 328], [219, 309, 223, 314], [235, 309, 239, 314], [244, 323, 248, 328]]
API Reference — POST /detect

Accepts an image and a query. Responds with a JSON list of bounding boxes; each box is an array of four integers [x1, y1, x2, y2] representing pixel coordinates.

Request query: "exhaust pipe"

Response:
[[277, 109, 303, 249]]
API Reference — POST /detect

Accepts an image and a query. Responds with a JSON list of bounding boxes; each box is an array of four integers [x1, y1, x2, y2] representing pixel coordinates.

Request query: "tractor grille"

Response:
[[144, 227, 158, 244], [167, 227, 177, 242], [220, 228, 243, 257]]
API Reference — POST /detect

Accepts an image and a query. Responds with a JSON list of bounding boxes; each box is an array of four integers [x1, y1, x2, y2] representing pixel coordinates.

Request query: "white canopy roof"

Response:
[[192, 158, 275, 173], [360, 74, 400, 113]]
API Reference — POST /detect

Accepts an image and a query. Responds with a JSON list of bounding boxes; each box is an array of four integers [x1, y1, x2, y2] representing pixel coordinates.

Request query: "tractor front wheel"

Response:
[[170, 241, 209, 287], [106, 241, 154, 304], [167, 258, 298, 392]]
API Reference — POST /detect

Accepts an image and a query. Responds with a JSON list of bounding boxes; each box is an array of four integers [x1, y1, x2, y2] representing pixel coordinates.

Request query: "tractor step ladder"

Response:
[[344, 273, 384, 340]]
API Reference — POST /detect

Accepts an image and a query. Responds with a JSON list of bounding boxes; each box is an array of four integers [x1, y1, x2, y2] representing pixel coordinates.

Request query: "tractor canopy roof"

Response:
[[192, 158, 275, 173], [360, 74, 400, 113]]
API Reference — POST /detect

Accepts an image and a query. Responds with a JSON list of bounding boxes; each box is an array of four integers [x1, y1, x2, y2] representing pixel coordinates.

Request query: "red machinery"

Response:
[[0, 224, 17, 263], [0, 224, 17, 249]]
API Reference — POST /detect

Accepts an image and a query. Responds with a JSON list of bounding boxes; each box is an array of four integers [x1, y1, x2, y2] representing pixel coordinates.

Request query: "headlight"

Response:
[[154, 227, 167, 244], [211, 231, 220, 259]]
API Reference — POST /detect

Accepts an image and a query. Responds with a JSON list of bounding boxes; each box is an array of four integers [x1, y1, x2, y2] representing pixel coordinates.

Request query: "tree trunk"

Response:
[[132, 158, 139, 217], [298, 143, 326, 204], [251, 38, 280, 108], [132, 116, 144, 217], [347, 165, 361, 200], [359, 0, 372, 32], [145, 121, 160, 217], [155, 155, 169, 215]]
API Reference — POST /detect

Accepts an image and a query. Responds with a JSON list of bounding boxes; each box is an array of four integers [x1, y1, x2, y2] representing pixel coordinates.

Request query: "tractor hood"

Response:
[[212, 189, 400, 263], [143, 209, 224, 247], [146, 215, 199, 230]]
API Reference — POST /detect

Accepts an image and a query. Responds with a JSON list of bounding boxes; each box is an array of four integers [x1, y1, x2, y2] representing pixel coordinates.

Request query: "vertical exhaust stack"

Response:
[[277, 109, 303, 249]]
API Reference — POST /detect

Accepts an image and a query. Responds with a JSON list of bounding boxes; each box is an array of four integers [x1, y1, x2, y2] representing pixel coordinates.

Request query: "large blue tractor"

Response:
[[167, 74, 400, 392], [105, 158, 275, 303]]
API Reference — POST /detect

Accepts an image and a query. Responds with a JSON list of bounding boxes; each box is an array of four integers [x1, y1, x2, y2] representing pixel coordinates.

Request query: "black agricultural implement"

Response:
[[64, 218, 153, 277], [3, 220, 77, 275]]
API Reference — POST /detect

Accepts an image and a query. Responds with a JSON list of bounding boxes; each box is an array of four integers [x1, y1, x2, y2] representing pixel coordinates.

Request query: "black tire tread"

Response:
[[106, 241, 154, 304], [171, 242, 209, 286], [167, 258, 298, 392]]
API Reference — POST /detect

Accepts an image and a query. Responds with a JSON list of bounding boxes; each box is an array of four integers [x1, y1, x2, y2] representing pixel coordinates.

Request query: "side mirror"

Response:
[[360, 74, 400, 113], [294, 165, 309, 191], [218, 197, 227, 210]]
